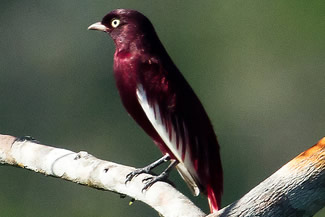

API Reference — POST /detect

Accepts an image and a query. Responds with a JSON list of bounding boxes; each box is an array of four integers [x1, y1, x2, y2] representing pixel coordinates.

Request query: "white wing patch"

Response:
[[136, 84, 182, 163], [136, 84, 200, 196]]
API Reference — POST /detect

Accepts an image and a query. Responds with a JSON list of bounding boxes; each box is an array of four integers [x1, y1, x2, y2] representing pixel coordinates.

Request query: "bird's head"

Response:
[[88, 9, 157, 51]]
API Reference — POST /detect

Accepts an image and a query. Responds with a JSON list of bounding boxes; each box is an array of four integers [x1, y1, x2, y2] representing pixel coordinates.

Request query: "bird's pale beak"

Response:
[[88, 22, 108, 32]]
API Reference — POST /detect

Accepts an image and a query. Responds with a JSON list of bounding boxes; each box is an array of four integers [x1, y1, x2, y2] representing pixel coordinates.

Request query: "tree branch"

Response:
[[210, 137, 325, 217], [0, 134, 205, 217], [0, 134, 324, 216]]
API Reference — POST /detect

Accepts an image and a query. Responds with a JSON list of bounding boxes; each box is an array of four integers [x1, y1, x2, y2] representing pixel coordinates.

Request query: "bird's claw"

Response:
[[125, 167, 151, 184], [125, 171, 138, 184], [142, 177, 155, 192], [141, 173, 167, 192], [142, 177, 153, 183], [125, 155, 171, 184], [125, 169, 167, 193]]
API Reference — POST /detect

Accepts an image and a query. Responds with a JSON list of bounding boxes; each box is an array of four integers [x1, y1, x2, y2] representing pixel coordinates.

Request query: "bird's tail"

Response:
[[207, 184, 222, 213]]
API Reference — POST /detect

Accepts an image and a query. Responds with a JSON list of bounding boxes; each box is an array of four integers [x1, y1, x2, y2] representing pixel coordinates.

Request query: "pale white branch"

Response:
[[209, 137, 325, 217], [0, 134, 205, 217], [1, 134, 324, 217]]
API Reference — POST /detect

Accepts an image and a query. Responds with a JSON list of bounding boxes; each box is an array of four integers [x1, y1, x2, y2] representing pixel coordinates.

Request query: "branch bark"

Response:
[[0, 134, 204, 217], [210, 137, 325, 217], [0, 134, 324, 217]]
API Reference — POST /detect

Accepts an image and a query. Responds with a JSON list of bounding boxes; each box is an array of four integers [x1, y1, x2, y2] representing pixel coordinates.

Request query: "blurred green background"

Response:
[[1, 0, 324, 216]]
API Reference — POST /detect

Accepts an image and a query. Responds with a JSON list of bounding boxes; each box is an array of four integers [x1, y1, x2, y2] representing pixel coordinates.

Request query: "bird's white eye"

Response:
[[111, 18, 120, 28]]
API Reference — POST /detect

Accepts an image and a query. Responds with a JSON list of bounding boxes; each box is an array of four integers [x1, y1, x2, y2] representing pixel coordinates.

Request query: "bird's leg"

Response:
[[125, 154, 170, 183], [142, 160, 178, 192]]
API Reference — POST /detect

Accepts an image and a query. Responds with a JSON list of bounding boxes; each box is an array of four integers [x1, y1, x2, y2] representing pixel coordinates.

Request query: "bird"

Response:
[[88, 9, 223, 212]]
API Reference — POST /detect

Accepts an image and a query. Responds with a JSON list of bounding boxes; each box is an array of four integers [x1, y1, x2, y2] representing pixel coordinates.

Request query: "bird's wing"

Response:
[[136, 82, 200, 196], [136, 83, 183, 163], [134, 57, 221, 196]]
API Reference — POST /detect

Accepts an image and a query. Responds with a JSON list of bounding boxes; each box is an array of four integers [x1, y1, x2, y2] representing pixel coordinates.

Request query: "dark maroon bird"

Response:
[[88, 9, 223, 212]]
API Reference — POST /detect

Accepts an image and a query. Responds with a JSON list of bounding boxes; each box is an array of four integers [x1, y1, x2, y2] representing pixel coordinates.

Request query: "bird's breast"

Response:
[[112, 50, 174, 156], [113, 52, 137, 102]]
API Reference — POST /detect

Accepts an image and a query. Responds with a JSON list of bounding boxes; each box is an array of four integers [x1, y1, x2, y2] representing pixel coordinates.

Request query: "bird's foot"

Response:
[[125, 154, 170, 183], [141, 160, 177, 191], [125, 166, 152, 183], [130, 160, 177, 192], [141, 171, 169, 192]]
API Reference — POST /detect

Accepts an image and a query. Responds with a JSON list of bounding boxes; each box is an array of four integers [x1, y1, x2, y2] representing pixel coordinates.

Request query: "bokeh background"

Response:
[[1, 0, 324, 216]]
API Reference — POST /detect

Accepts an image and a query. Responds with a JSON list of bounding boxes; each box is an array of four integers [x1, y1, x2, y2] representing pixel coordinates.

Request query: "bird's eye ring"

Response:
[[111, 18, 120, 28]]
